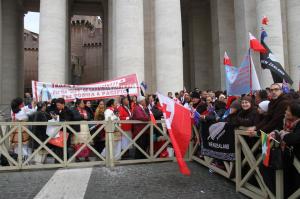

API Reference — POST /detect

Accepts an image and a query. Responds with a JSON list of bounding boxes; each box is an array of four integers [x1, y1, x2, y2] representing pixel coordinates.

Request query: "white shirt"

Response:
[[104, 109, 119, 121], [11, 106, 36, 121]]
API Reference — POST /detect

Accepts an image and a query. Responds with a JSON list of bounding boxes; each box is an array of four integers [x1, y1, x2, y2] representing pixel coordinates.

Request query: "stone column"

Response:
[[181, 3, 191, 90], [18, 8, 25, 98], [0, 0, 22, 105], [39, 0, 68, 83], [189, 0, 213, 90], [210, 0, 235, 90], [143, 0, 156, 93], [256, 0, 285, 88], [0, 0, 2, 104], [155, 0, 183, 94], [287, 0, 300, 89], [102, 0, 109, 80], [109, 0, 144, 81]]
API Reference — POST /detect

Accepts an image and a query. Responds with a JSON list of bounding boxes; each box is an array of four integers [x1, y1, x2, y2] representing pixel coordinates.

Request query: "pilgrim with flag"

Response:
[[157, 93, 192, 175]]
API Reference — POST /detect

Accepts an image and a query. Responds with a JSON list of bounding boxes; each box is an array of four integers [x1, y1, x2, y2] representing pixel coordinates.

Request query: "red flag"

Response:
[[249, 32, 267, 53], [157, 93, 191, 175], [261, 16, 269, 25], [224, 51, 233, 66]]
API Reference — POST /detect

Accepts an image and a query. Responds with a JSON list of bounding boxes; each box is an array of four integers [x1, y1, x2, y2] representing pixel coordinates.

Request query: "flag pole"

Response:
[[248, 48, 253, 95]]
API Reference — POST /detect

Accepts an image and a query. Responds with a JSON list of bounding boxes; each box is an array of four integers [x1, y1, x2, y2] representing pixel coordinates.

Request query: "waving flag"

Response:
[[193, 110, 201, 126], [224, 51, 233, 66], [226, 52, 250, 95], [260, 29, 293, 84], [140, 81, 147, 96], [249, 32, 267, 53], [225, 50, 260, 96], [157, 93, 191, 175], [282, 79, 290, 94], [224, 52, 238, 87], [261, 131, 271, 167]]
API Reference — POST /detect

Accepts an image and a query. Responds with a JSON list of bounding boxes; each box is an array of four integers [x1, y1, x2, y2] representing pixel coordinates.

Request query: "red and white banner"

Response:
[[32, 74, 140, 102], [157, 93, 191, 175]]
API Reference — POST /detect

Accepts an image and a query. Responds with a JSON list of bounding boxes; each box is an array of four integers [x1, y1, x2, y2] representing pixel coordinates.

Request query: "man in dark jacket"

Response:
[[247, 83, 290, 135], [32, 102, 51, 150]]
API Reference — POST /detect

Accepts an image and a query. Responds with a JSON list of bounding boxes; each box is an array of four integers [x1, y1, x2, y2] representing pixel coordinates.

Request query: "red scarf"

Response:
[[77, 107, 87, 119]]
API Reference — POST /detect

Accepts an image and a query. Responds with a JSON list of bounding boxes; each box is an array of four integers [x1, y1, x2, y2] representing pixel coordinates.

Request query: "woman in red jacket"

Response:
[[118, 96, 133, 155]]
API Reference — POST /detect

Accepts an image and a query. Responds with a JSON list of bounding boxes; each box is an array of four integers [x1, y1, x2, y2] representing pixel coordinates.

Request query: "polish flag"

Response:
[[157, 93, 191, 175], [249, 32, 267, 53], [224, 51, 233, 66]]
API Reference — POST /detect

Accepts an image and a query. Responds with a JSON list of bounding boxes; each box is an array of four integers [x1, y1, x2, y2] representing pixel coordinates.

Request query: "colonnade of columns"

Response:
[[0, 0, 300, 106]]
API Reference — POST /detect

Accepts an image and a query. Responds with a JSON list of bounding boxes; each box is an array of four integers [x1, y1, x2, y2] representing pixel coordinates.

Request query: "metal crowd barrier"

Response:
[[1, 119, 299, 199], [0, 119, 174, 171], [235, 130, 300, 199], [191, 125, 300, 199]]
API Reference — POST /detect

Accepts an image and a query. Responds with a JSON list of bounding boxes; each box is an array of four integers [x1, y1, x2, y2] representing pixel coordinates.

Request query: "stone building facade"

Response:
[[0, 0, 300, 107], [23, 15, 103, 92]]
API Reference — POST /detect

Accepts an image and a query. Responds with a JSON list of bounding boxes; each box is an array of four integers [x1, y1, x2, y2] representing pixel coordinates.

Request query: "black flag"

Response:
[[260, 29, 293, 85]]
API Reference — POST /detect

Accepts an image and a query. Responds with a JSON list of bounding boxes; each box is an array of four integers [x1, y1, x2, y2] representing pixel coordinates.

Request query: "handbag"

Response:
[[48, 131, 69, 148], [74, 144, 91, 158], [269, 145, 283, 170]]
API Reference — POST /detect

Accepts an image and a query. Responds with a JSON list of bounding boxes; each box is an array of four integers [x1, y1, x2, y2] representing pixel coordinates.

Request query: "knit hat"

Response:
[[190, 91, 200, 99], [218, 94, 226, 100], [241, 96, 252, 104], [137, 96, 146, 103], [258, 100, 270, 113], [230, 100, 241, 110]]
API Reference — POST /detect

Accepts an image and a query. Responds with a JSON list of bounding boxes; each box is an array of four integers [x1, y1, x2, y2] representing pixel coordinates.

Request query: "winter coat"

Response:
[[132, 105, 150, 138], [256, 94, 290, 133], [236, 108, 258, 127], [32, 111, 51, 149], [283, 121, 300, 161]]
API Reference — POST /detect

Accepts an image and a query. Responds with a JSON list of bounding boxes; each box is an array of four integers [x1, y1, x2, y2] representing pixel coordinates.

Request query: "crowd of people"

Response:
[[2, 83, 300, 197]]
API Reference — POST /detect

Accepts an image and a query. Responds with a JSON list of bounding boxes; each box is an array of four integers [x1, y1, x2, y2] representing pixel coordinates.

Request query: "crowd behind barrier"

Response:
[[0, 84, 300, 199]]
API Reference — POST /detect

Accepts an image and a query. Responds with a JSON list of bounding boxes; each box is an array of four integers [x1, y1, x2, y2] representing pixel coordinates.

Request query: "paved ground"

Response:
[[0, 162, 247, 199]]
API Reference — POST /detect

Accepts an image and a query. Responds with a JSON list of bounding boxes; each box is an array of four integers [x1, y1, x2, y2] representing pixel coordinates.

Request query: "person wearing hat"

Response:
[[258, 100, 270, 114], [132, 95, 150, 159], [219, 99, 241, 126], [191, 91, 207, 115], [236, 96, 258, 127]]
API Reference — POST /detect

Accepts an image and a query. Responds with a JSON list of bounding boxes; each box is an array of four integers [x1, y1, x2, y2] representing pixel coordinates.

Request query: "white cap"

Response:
[[258, 100, 270, 113], [137, 96, 146, 103]]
